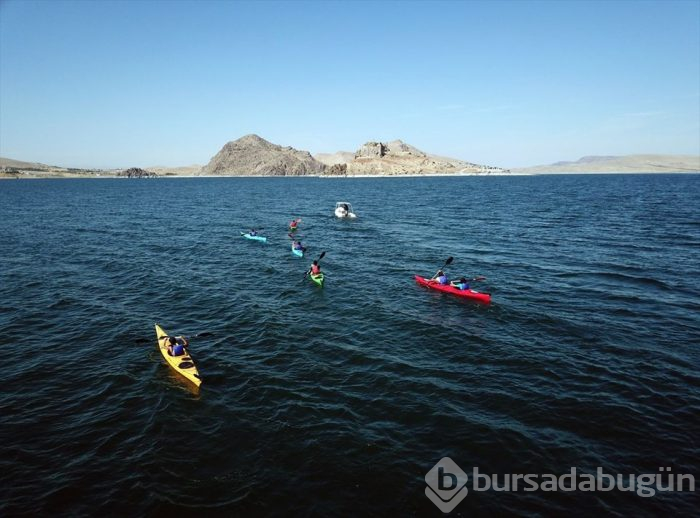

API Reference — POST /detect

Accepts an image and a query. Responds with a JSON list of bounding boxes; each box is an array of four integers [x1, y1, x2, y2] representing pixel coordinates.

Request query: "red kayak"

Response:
[[414, 275, 491, 304]]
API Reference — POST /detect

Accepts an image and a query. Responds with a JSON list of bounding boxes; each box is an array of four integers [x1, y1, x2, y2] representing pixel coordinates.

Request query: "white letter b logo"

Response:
[[425, 458, 468, 513]]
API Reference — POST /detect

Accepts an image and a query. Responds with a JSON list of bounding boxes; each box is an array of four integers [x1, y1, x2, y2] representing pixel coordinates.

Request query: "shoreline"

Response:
[[2, 170, 698, 180]]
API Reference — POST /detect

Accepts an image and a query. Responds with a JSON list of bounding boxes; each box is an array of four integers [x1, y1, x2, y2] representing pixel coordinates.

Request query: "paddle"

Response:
[[155, 331, 212, 343], [188, 331, 213, 339], [430, 256, 453, 280], [304, 251, 326, 280]]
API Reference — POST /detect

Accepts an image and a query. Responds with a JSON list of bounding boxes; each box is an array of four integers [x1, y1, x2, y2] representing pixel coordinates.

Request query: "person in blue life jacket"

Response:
[[450, 277, 470, 290], [166, 336, 189, 356], [430, 270, 449, 285], [293, 240, 304, 251], [249, 229, 257, 237]]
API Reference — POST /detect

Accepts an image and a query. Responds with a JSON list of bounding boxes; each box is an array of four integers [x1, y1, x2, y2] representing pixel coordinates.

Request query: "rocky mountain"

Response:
[[201, 134, 326, 176], [316, 140, 508, 175], [512, 155, 700, 174]]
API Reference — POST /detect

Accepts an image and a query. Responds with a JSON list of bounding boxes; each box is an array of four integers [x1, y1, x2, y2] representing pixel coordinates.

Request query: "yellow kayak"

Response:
[[155, 323, 202, 387]]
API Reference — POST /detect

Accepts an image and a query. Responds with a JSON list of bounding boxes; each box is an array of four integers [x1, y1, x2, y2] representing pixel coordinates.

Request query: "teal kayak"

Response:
[[292, 245, 304, 257], [241, 232, 267, 243]]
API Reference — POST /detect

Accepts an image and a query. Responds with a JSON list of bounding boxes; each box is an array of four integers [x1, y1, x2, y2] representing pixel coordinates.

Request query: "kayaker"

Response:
[[310, 260, 321, 275], [450, 277, 470, 290], [431, 270, 449, 285], [293, 240, 304, 251], [289, 218, 300, 230], [166, 336, 189, 356], [249, 229, 257, 236]]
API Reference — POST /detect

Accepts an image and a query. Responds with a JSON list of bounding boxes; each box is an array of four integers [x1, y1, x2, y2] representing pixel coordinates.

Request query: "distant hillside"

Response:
[[513, 155, 700, 174], [145, 165, 203, 176], [0, 156, 107, 178], [317, 140, 508, 175], [201, 134, 326, 176], [314, 151, 355, 166], [0, 157, 53, 170]]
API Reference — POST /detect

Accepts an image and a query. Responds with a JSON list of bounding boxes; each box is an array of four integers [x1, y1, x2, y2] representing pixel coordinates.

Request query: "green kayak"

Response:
[[310, 273, 324, 287]]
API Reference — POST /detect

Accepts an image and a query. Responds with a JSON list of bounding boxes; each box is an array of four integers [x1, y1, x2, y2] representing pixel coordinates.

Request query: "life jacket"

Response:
[[172, 344, 185, 356], [438, 275, 449, 285], [311, 264, 320, 274]]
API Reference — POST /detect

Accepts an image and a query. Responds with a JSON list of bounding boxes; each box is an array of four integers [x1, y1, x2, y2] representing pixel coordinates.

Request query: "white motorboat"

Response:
[[334, 202, 357, 218]]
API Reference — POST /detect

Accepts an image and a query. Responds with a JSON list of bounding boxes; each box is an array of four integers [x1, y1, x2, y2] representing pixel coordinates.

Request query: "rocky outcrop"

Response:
[[347, 139, 508, 175], [201, 134, 326, 176], [355, 141, 387, 158], [118, 167, 156, 178], [323, 164, 347, 176], [354, 140, 426, 159]]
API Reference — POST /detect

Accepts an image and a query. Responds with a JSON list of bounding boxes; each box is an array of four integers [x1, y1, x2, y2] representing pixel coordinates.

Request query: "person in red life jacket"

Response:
[[310, 260, 321, 275]]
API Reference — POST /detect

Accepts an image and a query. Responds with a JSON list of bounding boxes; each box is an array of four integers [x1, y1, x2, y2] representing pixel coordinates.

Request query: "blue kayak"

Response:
[[292, 245, 304, 257], [241, 232, 267, 243]]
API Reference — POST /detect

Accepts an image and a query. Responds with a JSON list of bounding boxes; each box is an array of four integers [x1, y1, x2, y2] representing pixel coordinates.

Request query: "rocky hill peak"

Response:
[[355, 140, 427, 159], [202, 135, 325, 176]]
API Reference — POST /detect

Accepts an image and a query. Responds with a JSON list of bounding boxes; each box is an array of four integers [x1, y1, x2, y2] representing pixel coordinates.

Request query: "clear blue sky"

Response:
[[1, 0, 699, 169]]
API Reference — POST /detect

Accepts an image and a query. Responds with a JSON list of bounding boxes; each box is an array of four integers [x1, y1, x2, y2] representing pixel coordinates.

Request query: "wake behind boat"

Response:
[[241, 231, 267, 242], [334, 202, 357, 218]]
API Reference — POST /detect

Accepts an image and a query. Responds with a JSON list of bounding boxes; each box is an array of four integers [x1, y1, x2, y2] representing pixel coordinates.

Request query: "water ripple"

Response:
[[1, 175, 699, 515]]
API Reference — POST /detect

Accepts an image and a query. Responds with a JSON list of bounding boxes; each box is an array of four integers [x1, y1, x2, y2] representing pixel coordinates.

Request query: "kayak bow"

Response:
[[310, 273, 324, 287]]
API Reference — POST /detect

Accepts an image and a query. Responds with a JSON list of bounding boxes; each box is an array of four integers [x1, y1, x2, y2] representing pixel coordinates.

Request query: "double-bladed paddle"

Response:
[[142, 330, 212, 346], [431, 256, 453, 279], [430, 257, 485, 283]]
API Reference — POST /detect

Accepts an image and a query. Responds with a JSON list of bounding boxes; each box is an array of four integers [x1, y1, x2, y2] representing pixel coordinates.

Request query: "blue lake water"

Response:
[[1, 174, 698, 515]]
